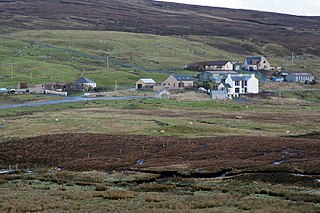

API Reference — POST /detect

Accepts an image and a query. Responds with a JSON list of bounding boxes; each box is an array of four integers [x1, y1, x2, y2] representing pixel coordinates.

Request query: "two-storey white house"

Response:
[[218, 74, 259, 97]]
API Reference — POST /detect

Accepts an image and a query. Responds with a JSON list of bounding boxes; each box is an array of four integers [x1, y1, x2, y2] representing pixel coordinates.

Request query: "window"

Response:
[[244, 81, 247, 86], [235, 88, 240, 93], [235, 81, 240, 86], [245, 88, 248, 93]]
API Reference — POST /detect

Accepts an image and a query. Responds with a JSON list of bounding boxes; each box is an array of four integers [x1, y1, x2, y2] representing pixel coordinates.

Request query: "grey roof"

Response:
[[225, 74, 252, 81], [205, 71, 237, 75], [231, 75, 252, 81], [245, 56, 263, 65], [156, 89, 170, 95], [211, 90, 227, 95], [288, 72, 314, 77], [172, 74, 195, 81], [139, 78, 156, 84], [205, 61, 229, 66], [221, 82, 232, 88], [76, 77, 95, 84]]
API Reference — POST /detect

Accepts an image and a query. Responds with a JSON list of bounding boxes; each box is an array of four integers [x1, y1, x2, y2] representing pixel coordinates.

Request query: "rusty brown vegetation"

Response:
[[1, 0, 320, 55]]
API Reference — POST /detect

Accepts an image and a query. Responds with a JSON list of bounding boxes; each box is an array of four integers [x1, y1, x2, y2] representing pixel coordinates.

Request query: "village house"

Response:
[[218, 74, 259, 97], [244, 56, 271, 71], [199, 70, 237, 83], [75, 77, 96, 90], [184, 61, 233, 71], [162, 74, 195, 90], [203, 61, 234, 71], [285, 72, 315, 83], [29, 83, 65, 94], [136, 78, 156, 89]]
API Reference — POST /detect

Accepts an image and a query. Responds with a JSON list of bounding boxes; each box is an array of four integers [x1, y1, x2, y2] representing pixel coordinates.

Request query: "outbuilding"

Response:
[[0, 88, 8, 94], [136, 78, 156, 89], [286, 73, 315, 83], [211, 90, 228, 100], [155, 90, 171, 99], [75, 77, 97, 90]]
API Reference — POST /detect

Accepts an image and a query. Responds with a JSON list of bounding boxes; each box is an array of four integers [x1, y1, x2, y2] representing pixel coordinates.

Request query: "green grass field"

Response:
[[1, 30, 319, 89], [0, 30, 242, 88]]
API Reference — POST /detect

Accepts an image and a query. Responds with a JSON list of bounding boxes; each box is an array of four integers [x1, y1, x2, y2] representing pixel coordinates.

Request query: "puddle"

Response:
[[273, 160, 286, 165]]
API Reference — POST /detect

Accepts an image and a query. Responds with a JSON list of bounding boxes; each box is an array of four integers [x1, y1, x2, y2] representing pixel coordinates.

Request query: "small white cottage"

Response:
[[155, 90, 171, 99]]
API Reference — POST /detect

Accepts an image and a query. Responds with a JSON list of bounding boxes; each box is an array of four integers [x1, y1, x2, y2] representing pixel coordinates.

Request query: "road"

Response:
[[252, 70, 269, 83], [0, 95, 150, 109]]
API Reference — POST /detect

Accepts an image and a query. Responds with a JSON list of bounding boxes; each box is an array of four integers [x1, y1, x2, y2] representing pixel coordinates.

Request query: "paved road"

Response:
[[252, 70, 269, 83], [0, 95, 150, 109]]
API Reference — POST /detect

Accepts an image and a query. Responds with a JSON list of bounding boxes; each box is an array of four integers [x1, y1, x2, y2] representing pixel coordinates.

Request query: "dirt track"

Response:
[[1, 134, 319, 175]]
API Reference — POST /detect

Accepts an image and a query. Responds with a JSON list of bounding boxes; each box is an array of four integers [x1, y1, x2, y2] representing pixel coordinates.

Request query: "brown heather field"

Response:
[[0, 96, 319, 212]]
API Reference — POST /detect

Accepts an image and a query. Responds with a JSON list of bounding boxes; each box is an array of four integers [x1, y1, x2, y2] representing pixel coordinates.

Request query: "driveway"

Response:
[[0, 95, 150, 109]]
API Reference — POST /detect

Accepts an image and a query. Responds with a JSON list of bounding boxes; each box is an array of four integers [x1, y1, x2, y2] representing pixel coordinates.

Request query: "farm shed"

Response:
[[155, 90, 171, 99], [136, 78, 156, 89], [76, 77, 97, 89], [211, 90, 228, 100], [286, 73, 315, 83]]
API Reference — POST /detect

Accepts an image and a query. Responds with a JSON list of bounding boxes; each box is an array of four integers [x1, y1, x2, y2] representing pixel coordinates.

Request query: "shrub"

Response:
[[103, 190, 136, 200], [95, 184, 108, 191], [137, 183, 176, 192]]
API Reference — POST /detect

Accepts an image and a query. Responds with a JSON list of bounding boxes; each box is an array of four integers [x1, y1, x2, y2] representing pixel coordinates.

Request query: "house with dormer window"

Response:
[[244, 56, 271, 71]]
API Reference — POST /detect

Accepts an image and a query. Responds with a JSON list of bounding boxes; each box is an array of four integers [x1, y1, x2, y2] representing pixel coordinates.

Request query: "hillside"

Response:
[[0, 0, 320, 88], [0, 0, 320, 56]]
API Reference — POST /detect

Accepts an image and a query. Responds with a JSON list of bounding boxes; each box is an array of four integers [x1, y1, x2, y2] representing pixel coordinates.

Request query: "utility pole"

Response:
[[279, 89, 281, 99], [114, 80, 118, 97], [29, 68, 32, 85], [11, 64, 13, 80], [106, 56, 109, 69], [187, 42, 190, 55], [291, 52, 294, 65]]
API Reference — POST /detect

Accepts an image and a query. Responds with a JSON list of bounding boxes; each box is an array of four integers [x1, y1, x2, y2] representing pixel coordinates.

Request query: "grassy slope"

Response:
[[1, 30, 320, 89], [0, 30, 241, 88]]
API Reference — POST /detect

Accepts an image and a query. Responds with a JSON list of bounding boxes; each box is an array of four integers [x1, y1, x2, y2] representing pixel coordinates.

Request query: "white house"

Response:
[[286, 73, 315, 83], [204, 61, 233, 71], [75, 77, 97, 89], [136, 78, 156, 89], [218, 74, 259, 97], [244, 56, 271, 71]]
